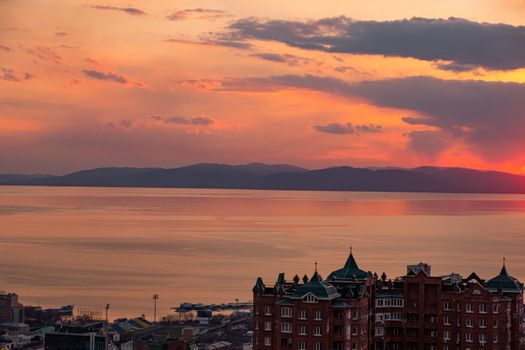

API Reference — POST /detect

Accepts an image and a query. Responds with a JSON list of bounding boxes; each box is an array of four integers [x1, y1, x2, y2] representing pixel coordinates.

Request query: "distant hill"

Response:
[[0, 174, 52, 183], [2, 163, 525, 194]]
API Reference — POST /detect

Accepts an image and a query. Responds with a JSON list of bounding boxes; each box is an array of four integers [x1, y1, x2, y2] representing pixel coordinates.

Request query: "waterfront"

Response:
[[1, 186, 525, 319]]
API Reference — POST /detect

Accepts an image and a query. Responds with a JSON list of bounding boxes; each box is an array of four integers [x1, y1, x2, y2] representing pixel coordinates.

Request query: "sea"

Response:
[[1, 186, 524, 320]]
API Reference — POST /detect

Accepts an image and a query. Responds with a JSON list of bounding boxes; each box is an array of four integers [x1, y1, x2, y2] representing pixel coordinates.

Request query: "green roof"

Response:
[[290, 271, 340, 300], [485, 264, 523, 293], [327, 250, 371, 280]]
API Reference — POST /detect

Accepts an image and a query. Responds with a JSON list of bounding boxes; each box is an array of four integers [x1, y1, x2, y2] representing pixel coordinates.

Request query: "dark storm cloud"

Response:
[[167, 8, 229, 21], [313, 122, 382, 135], [216, 74, 525, 161], [225, 16, 525, 70], [90, 5, 146, 16], [82, 69, 128, 84]]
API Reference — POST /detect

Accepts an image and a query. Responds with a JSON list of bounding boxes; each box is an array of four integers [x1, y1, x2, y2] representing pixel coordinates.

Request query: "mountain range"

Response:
[[2, 163, 525, 194]]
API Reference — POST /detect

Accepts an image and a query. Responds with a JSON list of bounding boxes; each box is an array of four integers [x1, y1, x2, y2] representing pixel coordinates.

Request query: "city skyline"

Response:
[[2, 1, 525, 174]]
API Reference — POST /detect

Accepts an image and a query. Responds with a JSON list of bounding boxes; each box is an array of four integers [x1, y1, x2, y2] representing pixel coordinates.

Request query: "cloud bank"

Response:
[[313, 122, 382, 135], [90, 5, 145, 16], [214, 74, 525, 161], [225, 16, 525, 71]]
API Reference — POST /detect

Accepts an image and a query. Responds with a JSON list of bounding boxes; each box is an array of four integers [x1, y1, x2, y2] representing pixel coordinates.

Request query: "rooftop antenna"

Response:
[[315, 260, 318, 273], [350, 245, 353, 255]]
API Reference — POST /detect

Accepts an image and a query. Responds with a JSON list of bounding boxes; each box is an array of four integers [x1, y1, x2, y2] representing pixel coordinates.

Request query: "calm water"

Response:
[[1, 186, 525, 319]]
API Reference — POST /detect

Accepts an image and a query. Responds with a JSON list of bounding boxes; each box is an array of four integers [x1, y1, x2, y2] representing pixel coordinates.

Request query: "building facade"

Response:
[[252, 250, 523, 350], [0, 292, 24, 324]]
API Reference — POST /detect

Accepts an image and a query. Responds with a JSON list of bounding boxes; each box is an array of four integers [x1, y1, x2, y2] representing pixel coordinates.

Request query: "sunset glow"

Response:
[[2, 0, 525, 174]]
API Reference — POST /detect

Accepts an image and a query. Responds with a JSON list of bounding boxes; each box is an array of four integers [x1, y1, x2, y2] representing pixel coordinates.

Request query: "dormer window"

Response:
[[304, 293, 318, 303]]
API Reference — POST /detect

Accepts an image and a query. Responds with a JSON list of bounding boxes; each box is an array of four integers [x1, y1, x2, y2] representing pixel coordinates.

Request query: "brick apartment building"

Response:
[[252, 250, 523, 350]]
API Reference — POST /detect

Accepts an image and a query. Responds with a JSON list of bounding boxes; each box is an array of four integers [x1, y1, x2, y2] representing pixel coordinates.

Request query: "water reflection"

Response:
[[1, 186, 524, 319]]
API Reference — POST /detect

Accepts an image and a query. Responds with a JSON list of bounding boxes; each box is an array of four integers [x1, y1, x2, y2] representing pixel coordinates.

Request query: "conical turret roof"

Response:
[[327, 248, 371, 280], [485, 259, 523, 293]]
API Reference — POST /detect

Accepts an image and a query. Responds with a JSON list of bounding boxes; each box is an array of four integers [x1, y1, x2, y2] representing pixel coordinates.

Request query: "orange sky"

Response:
[[1, 0, 525, 174]]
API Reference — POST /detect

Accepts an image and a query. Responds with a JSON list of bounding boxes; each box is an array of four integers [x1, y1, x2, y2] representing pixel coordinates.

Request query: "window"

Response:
[[443, 301, 451, 310], [493, 303, 499, 313], [466, 333, 472, 343], [314, 310, 322, 320], [264, 336, 271, 346], [299, 325, 306, 335], [281, 322, 292, 333], [479, 319, 486, 328], [444, 316, 450, 325], [493, 319, 498, 328], [264, 321, 271, 331], [256, 321, 259, 330], [376, 299, 384, 307], [281, 307, 292, 318], [479, 303, 487, 313], [280, 338, 291, 347], [314, 326, 322, 336], [299, 341, 306, 350], [444, 330, 450, 340], [493, 334, 498, 343], [375, 327, 384, 336], [351, 343, 357, 350], [352, 326, 358, 335], [264, 305, 271, 315], [299, 309, 307, 319], [333, 310, 343, 319], [305, 294, 317, 303], [376, 313, 383, 322], [351, 310, 359, 320], [466, 318, 473, 328], [392, 313, 403, 321], [314, 342, 322, 350], [466, 304, 473, 313], [479, 333, 486, 343]]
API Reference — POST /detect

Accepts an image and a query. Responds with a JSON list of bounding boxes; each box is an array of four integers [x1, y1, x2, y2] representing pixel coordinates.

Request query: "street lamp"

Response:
[[152, 294, 159, 324]]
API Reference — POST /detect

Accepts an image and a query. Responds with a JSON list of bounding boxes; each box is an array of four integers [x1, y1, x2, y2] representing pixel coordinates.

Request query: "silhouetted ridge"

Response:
[[2, 163, 525, 194]]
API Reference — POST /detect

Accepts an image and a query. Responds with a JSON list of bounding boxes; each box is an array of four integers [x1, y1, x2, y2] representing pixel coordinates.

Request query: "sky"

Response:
[[1, 0, 525, 174]]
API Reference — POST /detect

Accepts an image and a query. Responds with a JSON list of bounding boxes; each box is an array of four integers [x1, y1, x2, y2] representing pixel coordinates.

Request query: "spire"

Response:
[[500, 256, 508, 276], [344, 247, 359, 269], [310, 261, 323, 282]]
